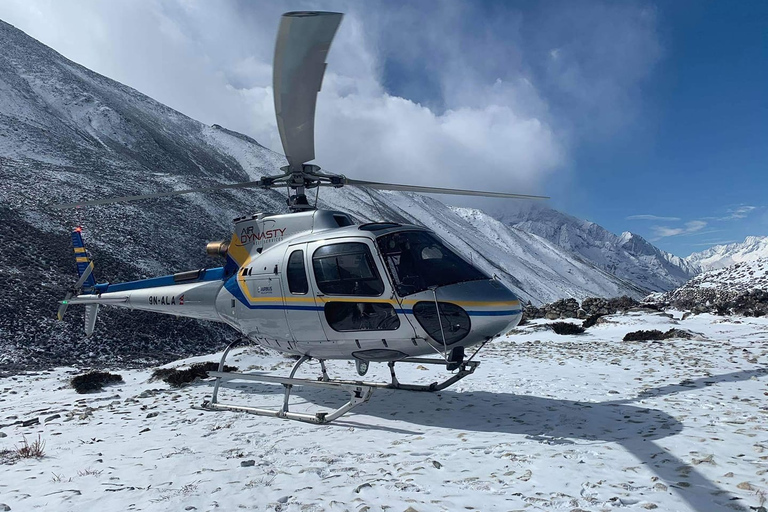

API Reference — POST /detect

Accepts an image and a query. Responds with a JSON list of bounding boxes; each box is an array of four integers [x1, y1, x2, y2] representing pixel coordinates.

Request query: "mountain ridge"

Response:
[[685, 235, 768, 271], [0, 18, 700, 369], [489, 203, 698, 293]]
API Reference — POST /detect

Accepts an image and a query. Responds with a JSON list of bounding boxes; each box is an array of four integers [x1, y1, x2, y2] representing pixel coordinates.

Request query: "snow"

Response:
[[488, 203, 698, 294], [2, 312, 766, 511], [686, 236, 768, 272], [673, 258, 768, 297]]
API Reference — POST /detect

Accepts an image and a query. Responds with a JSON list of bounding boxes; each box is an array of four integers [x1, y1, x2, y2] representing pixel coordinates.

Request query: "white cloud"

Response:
[[702, 205, 759, 222], [626, 214, 681, 221], [651, 220, 707, 240], [720, 205, 756, 221], [0, 0, 661, 199], [690, 240, 738, 246]]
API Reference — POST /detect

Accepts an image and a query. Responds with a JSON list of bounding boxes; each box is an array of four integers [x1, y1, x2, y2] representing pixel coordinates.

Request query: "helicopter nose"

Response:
[[459, 281, 523, 340], [417, 279, 523, 346]]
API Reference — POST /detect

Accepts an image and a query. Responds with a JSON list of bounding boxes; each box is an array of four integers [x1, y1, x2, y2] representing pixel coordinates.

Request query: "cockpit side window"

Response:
[[377, 231, 487, 296], [287, 249, 309, 294], [312, 242, 384, 296]]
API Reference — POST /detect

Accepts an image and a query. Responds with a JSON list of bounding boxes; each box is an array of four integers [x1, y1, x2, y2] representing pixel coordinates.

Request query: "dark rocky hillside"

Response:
[[0, 19, 701, 372], [0, 19, 290, 371], [646, 258, 768, 317]]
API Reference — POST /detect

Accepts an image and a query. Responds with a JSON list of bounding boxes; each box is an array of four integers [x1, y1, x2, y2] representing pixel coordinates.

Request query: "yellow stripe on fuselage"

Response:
[[75, 256, 89, 263], [237, 283, 520, 310], [228, 233, 250, 267], [234, 252, 519, 310], [74, 247, 86, 253], [398, 298, 520, 307]]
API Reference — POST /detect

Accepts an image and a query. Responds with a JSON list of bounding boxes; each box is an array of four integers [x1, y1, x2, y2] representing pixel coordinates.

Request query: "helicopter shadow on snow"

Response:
[[214, 367, 767, 511]]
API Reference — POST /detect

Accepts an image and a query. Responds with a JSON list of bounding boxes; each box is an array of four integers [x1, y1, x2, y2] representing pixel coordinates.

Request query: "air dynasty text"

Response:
[[240, 227, 287, 245]]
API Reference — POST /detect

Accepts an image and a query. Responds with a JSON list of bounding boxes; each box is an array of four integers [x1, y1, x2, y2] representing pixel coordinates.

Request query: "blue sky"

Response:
[[0, 0, 765, 256], [560, 1, 767, 256]]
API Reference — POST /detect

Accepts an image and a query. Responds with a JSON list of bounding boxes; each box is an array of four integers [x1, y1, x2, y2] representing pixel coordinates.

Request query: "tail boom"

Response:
[[60, 226, 228, 333], [66, 279, 225, 322]]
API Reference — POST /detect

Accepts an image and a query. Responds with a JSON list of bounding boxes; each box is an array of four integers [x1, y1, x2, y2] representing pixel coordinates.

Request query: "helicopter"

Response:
[[54, 11, 548, 424]]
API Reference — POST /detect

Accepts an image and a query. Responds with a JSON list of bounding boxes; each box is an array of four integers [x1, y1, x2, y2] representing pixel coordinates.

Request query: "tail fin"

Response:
[[57, 227, 98, 325], [71, 227, 96, 290]]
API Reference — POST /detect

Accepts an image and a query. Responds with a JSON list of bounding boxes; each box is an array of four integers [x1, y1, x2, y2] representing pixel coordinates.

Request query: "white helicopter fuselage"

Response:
[[71, 209, 523, 362]]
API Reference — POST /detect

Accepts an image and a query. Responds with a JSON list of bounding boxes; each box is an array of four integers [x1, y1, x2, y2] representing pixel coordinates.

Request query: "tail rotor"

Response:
[[57, 227, 99, 335]]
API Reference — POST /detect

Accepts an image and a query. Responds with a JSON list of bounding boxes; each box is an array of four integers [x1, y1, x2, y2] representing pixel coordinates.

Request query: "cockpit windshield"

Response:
[[376, 230, 488, 296]]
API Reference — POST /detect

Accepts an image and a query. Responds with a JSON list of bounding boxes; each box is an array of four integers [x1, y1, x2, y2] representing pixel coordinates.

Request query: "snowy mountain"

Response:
[[649, 257, 768, 316], [682, 257, 768, 294], [490, 203, 698, 292], [685, 235, 768, 271], [0, 19, 693, 370]]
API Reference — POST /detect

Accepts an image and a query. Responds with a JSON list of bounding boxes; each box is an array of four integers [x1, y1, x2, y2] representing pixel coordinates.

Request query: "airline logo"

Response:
[[239, 226, 287, 245]]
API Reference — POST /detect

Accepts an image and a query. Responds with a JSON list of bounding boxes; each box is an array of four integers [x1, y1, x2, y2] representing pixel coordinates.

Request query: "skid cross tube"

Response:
[[203, 370, 375, 424], [201, 345, 480, 424], [203, 345, 374, 424]]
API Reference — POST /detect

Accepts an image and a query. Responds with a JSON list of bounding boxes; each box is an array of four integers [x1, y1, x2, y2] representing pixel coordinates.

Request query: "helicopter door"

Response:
[[239, 268, 291, 342], [307, 239, 416, 349], [283, 245, 326, 343]]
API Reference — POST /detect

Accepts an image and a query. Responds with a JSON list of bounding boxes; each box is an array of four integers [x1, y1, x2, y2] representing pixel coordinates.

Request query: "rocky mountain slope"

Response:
[[685, 235, 768, 271], [0, 18, 697, 370], [649, 257, 768, 316], [490, 203, 698, 292]]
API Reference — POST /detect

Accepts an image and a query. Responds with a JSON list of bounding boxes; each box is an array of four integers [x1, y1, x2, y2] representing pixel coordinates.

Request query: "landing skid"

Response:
[[199, 340, 480, 424]]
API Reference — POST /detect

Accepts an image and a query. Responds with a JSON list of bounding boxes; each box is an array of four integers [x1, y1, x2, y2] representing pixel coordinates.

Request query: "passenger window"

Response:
[[325, 302, 400, 331], [312, 243, 385, 296], [287, 250, 308, 294]]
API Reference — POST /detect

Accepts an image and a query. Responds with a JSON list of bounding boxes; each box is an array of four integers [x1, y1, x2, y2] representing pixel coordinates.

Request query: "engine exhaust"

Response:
[[206, 241, 229, 258]]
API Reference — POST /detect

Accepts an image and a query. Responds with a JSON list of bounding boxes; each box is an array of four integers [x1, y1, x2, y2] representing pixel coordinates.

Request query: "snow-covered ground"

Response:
[[1, 312, 767, 511]]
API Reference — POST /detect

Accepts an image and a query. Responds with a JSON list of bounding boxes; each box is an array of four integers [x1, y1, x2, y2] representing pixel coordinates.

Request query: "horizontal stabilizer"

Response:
[[61, 296, 129, 306]]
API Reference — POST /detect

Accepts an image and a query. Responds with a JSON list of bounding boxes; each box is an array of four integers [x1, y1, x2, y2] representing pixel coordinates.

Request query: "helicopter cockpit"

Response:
[[376, 230, 488, 297]]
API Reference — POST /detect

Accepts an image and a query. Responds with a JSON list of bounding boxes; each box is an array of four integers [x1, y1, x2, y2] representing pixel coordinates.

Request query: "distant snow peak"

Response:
[[651, 256, 768, 316], [683, 257, 768, 293], [487, 204, 698, 294], [685, 235, 768, 271]]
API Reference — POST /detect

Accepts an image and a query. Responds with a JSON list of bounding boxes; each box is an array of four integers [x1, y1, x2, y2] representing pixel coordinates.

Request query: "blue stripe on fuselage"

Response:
[[90, 267, 225, 294], [224, 283, 522, 317], [222, 276, 325, 311], [396, 309, 521, 316]]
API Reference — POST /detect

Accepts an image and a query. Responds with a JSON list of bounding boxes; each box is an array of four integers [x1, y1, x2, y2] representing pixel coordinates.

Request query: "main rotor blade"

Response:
[[50, 181, 263, 209], [274, 11, 342, 171], [343, 179, 549, 200]]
